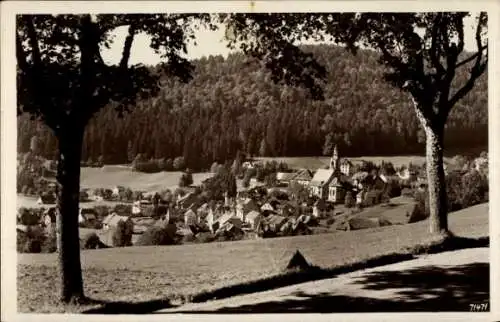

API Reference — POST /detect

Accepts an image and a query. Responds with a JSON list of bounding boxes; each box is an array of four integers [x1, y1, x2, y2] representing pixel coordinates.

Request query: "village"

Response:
[[16, 145, 489, 251]]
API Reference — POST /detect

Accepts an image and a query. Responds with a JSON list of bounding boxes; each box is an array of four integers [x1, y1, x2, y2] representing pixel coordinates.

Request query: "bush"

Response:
[[113, 204, 133, 216], [83, 233, 107, 249], [136, 224, 178, 246], [173, 156, 186, 171], [326, 217, 335, 226], [17, 226, 52, 253], [408, 190, 429, 223], [344, 191, 355, 208], [401, 188, 414, 197], [195, 232, 216, 243], [179, 171, 194, 187], [446, 170, 488, 212], [42, 230, 57, 253], [112, 220, 133, 247]]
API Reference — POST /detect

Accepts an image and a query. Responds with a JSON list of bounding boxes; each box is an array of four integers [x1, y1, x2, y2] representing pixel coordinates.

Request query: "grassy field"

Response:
[[80, 166, 214, 192], [255, 155, 453, 170], [17, 166, 215, 209], [17, 203, 488, 313]]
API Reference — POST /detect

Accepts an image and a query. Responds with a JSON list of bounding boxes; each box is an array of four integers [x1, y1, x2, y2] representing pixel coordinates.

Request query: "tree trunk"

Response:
[[424, 124, 449, 235], [55, 125, 85, 303]]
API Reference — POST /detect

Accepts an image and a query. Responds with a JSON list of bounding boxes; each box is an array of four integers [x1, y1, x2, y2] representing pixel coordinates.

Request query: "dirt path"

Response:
[[159, 247, 489, 313]]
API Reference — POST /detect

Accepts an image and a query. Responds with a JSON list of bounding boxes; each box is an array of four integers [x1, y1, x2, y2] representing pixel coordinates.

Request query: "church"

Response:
[[309, 145, 352, 203]]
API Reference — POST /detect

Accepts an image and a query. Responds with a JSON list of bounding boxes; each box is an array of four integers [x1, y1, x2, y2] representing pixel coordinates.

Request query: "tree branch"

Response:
[[25, 17, 42, 67], [448, 13, 487, 108], [430, 15, 445, 75], [120, 24, 136, 69], [454, 45, 487, 69], [16, 32, 28, 72]]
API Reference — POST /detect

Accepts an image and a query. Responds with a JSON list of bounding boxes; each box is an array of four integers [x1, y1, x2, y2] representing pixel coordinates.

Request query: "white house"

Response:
[[184, 209, 198, 226], [245, 210, 261, 230]]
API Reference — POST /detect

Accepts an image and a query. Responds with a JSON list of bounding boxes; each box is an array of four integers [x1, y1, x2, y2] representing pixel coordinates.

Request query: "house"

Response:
[[260, 202, 276, 214], [276, 172, 296, 185], [177, 192, 200, 210], [112, 185, 125, 199], [330, 145, 352, 176], [339, 159, 353, 176], [236, 199, 259, 221], [310, 145, 351, 203], [242, 161, 255, 169], [327, 176, 350, 203], [309, 169, 334, 199], [184, 209, 198, 226], [132, 199, 153, 215], [397, 167, 417, 181], [245, 210, 262, 230], [288, 169, 314, 186], [102, 213, 132, 230]]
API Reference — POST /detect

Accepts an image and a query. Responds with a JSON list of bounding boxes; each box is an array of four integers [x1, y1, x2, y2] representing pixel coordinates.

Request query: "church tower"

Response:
[[330, 145, 339, 171]]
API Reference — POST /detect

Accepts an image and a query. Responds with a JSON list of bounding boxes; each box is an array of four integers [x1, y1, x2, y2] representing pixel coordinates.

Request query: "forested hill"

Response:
[[18, 44, 488, 171]]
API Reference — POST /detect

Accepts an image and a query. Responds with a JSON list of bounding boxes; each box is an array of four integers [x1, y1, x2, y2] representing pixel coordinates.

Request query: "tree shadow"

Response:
[[82, 298, 175, 314], [174, 262, 489, 313]]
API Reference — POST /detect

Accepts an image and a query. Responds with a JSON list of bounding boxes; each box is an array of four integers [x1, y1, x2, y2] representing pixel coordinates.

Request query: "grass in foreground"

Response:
[[17, 203, 488, 313]]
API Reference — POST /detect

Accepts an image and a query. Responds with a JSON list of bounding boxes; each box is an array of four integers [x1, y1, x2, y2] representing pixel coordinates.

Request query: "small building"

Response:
[[102, 213, 132, 230], [288, 169, 314, 186], [184, 209, 198, 226], [276, 172, 296, 185], [339, 159, 353, 177], [245, 210, 262, 230], [112, 186, 125, 199]]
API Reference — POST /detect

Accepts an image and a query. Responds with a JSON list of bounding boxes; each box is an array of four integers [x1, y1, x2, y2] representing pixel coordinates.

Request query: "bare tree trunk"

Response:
[[56, 125, 85, 303], [424, 124, 449, 235]]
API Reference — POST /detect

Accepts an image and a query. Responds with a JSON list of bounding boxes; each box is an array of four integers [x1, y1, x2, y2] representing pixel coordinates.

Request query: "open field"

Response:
[[255, 155, 454, 170], [80, 166, 214, 192], [17, 195, 125, 209], [18, 203, 488, 313]]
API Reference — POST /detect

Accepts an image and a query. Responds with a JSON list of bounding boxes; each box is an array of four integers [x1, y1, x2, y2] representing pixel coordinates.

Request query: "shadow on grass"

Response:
[[83, 298, 175, 314], [83, 235, 488, 314], [176, 262, 489, 313], [190, 236, 489, 304]]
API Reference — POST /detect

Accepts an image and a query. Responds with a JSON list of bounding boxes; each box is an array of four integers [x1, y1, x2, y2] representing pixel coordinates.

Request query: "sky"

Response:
[[100, 14, 482, 66]]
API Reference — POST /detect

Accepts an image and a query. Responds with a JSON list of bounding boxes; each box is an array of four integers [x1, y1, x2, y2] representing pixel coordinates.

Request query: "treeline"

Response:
[[17, 44, 488, 171]]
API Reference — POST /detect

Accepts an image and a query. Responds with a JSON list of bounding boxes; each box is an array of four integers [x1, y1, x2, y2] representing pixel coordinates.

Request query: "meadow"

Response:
[[255, 155, 453, 170], [18, 202, 488, 313]]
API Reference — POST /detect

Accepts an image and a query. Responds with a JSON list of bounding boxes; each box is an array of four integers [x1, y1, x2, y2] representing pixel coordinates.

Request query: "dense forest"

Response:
[[17, 44, 488, 171]]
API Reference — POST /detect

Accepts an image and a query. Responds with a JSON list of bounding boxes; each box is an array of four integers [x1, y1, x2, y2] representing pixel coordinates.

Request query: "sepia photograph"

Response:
[[1, 1, 498, 321]]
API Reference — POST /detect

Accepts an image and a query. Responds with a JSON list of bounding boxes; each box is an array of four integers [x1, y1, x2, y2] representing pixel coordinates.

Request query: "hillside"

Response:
[[17, 44, 488, 170], [18, 203, 488, 313]]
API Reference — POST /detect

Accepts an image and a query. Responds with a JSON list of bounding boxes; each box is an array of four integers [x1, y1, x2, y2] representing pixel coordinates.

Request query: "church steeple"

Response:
[[330, 145, 339, 170]]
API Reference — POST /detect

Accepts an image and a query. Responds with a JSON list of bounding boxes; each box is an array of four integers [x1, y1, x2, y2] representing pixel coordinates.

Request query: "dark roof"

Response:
[[289, 169, 313, 181]]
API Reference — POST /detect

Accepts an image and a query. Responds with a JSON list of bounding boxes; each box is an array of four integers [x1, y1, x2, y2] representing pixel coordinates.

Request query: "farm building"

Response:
[[288, 169, 313, 186], [276, 172, 296, 185], [184, 209, 198, 226], [244, 210, 261, 229], [102, 213, 132, 230]]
